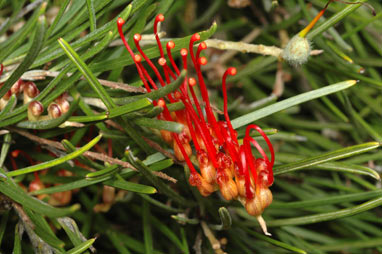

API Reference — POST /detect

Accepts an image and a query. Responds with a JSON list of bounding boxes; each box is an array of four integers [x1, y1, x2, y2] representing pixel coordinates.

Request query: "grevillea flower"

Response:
[[117, 15, 275, 234]]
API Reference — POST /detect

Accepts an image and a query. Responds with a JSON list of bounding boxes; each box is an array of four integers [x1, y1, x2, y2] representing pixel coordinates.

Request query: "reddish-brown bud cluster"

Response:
[[117, 14, 275, 234], [0, 64, 70, 121]]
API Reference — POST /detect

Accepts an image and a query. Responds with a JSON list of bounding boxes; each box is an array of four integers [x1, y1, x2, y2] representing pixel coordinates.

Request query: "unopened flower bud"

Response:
[[160, 129, 173, 144], [259, 187, 273, 210], [28, 101, 44, 121], [102, 185, 116, 204], [48, 103, 62, 119], [245, 197, 263, 216], [197, 177, 215, 197], [235, 173, 246, 197], [282, 35, 311, 66], [50, 189, 72, 206], [219, 177, 238, 201], [198, 151, 216, 184], [173, 140, 192, 161], [23, 82, 39, 104]]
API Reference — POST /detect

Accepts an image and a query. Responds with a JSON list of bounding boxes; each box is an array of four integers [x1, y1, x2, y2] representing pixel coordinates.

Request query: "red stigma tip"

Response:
[[180, 48, 188, 56], [191, 33, 200, 42], [228, 67, 237, 76], [199, 42, 207, 50], [11, 150, 20, 158], [198, 57, 207, 65], [134, 54, 142, 62], [188, 77, 196, 86], [117, 18, 125, 26], [167, 41, 175, 49], [133, 34, 142, 42], [156, 14, 165, 22], [158, 99, 166, 108], [158, 57, 166, 66]]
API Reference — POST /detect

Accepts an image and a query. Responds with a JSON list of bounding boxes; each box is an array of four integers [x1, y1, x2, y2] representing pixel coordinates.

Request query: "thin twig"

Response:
[[6, 127, 175, 182], [0, 70, 146, 93], [205, 39, 323, 58]]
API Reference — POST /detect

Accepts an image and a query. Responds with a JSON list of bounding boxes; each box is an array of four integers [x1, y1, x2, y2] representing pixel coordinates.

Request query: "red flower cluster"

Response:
[[117, 15, 275, 234]]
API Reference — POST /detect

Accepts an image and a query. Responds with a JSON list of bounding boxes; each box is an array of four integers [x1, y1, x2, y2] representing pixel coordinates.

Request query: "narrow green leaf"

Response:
[[24, 207, 65, 250], [0, 211, 9, 245], [67, 98, 151, 123], [0, 94, 16, 118], [105, 178, 157, 194], [307, 0, 367, 40], [241, 226, 307, 254], [271, 190, 382, 209], [134, 117, 184, 133], [0, 176, 80, 217], [274, 142, 381, 178], [86, 0, 97, 32], [125, 150, 193, 206], [0, 133, 11, 167], [13, 223, 22, 254], [231, 80, 357, 129], [115, 70, 186, 105], [267, 196, 382, 227], [6, 134, 102, 177], [58, 217, 84, 247], [58, 38, 116, 110], [45, 0, 71, 38], [143, 200, 153, 254], [66, 238, 96, 254]]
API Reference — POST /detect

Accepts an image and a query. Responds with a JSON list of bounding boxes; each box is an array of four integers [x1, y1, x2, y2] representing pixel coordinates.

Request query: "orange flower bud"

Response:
[[245, 196, 263, 216], [160, 129, 173, 144], [173, 140, 192, 161], [219, 177, 238, 201]]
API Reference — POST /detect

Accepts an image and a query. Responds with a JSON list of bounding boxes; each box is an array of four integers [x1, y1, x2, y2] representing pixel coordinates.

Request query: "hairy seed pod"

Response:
[[282, 35, 311, 66]]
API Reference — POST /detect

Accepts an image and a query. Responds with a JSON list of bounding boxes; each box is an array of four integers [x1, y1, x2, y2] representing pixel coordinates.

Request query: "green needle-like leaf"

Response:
[[274, 142, 381, 178], [231, 80, 357, 129], [6, 134, 102, 177], [58, 37, 116, 110]]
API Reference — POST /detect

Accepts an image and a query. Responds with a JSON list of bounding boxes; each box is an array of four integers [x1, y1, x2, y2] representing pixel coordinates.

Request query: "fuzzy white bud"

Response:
[[282, 35, 311, 66]]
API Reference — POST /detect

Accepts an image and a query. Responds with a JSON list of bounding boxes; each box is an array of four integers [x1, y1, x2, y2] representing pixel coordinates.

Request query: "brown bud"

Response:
[[219, 177, 238, 201], [10, 81, 21, 94], [23, 82, 39, 104], [48, 103, 62, 119], [50, 189, 72, 206], [173, 140, 192, 161], [28, 101, 44, 121], [58, 99, 70, 113], [102, 185, 116, 204]]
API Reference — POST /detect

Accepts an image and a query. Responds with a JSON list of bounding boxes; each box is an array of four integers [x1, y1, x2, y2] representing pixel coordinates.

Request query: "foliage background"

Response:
[[0, 0, 381, 253]]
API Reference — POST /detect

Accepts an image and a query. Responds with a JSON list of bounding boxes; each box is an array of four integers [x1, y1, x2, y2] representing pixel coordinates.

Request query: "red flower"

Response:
[[117, 14, 275, 234]]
